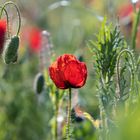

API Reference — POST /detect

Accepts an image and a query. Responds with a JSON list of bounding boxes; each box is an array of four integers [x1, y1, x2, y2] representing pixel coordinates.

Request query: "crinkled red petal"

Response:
[[64, 60, 87, 88], [49, 61, 67, 89]]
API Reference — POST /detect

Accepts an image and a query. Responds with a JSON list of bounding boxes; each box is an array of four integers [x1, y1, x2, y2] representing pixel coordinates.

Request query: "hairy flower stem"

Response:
[[55, 91, 59, 140], [116, 49, 135, 96], [66, 88, 72, 140], [98, 76, 109, 140], [116, 49, 136, 114], [0, 1, 21, 36], [98, 93, 109, 140]]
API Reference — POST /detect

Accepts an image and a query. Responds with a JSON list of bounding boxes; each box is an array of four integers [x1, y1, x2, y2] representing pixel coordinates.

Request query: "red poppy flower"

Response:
[[118, 2, 140, 25], [29, 28, 41, 53], [49, 54, 87, 89], [118, 4, 133, 19], [0, 19, 6, 53]]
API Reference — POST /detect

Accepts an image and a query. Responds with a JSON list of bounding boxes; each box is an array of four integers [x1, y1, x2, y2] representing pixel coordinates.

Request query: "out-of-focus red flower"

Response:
[[49, 54, 87, 89], [118, 1, 140, 49], [0, 19, 6, 53], [29, 28, 41, 53], [118, 1, 140, 25], [118, 4, 133, 19], [117, 3, 133, 38], [20, 26, 42, 54]]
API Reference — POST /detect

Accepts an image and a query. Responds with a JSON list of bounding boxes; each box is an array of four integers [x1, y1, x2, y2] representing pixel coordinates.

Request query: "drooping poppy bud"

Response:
[[3, 35, 19, 64], [33, 72, 45, 94], [0, 19, 6, 53], [49, 54, 87, 89]]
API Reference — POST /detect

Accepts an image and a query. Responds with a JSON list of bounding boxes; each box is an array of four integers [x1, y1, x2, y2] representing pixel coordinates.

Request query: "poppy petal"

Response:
[[49, 61, 67, 89], [57, 54, 76, 70], [64, 60, 87, 88]]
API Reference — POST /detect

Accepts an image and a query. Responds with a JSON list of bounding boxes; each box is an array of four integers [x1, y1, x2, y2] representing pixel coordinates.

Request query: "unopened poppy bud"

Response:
[[33, 73, 45, 94], [77, 54, 84, 62], [12, 54, 18, 63], [3, 35, 19, 64]]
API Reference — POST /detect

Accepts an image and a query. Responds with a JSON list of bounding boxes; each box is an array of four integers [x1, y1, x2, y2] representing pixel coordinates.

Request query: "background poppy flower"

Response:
[[21, 26, 41, 53], [117, 3, 133, 38], [29, 27, 41, 53], [49, 54, 87, 89], [0, 19, 6, 53], [117, 1, 140, 49]]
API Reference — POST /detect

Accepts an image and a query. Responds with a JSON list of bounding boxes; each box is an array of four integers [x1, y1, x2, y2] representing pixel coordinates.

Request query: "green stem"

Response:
[[0, 1, 21, 36], [55, 91, 59, 140], [98, 75, 109, 140], [98, 93, 108, 140], [136, 56, 140, 70], [83, 111, 100, 129], [66, 88, 71, 140], [116, 49, 135, 98], [132, 8, 140, 50], [0, 6, 10, 38]]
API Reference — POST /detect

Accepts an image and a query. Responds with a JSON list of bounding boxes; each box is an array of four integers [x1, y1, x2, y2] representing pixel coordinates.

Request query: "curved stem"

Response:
[[66, 88, 71, 140], [0, 6, 10, 38], [136, 56, 140, 70], [0, 1, 21, 36], [116, 49, 135, 98], [83, 112, 100, 129]]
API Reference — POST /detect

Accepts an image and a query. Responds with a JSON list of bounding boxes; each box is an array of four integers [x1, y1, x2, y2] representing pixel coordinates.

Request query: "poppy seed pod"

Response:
[[3, 35, 19, 64], [33, 73, 45, 94]]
